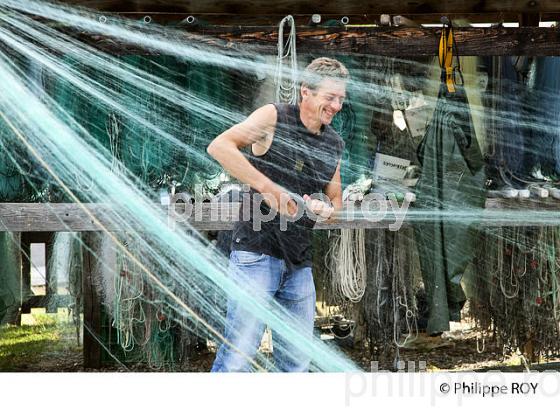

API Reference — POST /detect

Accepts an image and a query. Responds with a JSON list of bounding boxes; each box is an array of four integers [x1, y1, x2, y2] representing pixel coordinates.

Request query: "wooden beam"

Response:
[[79, 13, 378, 26], [44, 233, 58, 313], [63, 12, 540, 26], [81, 231, 102, 369], [1, 200, 560, 232], [81, 27, 560, 56], [55, 1, 560, 16], [20, 295, 72, 311], [0, 203, 119, 232], [2, 233, 23, 325], [20, 233, 32, 315], [198, 26, 560, 56]]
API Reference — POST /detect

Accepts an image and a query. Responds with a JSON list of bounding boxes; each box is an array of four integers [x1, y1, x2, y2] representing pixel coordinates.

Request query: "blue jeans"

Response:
[[211, 250, 316, 372]]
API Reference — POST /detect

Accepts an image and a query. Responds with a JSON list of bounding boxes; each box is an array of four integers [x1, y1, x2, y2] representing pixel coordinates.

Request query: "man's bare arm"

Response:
[[207, 104, 276, 193], [324, 160, 343, 211], [303, 160, 342, 220], [207, 104, 298, 216]]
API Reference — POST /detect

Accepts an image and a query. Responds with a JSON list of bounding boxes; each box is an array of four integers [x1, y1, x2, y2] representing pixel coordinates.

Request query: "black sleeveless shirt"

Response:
[[231, 103, 345, 271]]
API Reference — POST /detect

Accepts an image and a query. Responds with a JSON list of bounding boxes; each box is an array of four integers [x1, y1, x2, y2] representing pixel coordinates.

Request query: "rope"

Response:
[[328, 229, 367, 303], [107, 111, 122, 174], [392, 230, 418, 348], [112, 239, 148, 353], [469, 226, 560, 359], [274, 15, 298, 104]]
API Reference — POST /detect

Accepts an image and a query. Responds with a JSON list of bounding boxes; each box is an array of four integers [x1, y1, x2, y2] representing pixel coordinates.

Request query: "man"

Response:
[[207, 57, 348, 372]]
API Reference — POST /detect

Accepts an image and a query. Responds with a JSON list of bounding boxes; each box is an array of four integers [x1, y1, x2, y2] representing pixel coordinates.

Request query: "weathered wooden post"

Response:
[[82, 231, 103, 369]]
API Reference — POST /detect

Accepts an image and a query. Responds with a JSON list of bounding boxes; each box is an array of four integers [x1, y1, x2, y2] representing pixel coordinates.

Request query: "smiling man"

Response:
[[207, 57, 348, 372]]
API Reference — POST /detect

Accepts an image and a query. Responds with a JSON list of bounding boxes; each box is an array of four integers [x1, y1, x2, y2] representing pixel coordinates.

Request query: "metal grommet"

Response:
[[341, 16, 349, 25], [186, 15, 196, 24], [143, 15, 152, 24], [99, 15, 107, 23]]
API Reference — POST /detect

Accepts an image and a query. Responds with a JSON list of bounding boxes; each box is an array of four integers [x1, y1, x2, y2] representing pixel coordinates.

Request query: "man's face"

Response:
[[301, 78, 346, 126]]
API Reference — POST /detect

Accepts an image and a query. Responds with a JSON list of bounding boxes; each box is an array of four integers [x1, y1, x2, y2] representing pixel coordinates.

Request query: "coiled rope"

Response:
[[274, 15, 298, 104], [327, 229, 367, 303]]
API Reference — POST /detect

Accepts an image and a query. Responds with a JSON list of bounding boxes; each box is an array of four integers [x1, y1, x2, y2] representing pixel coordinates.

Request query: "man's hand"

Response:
[[262, 183, 299, 217], [303, 194, 334, 220]]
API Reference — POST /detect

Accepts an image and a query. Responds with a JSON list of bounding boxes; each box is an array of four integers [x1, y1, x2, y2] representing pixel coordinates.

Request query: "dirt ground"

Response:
[[2, 311, 559, 372]]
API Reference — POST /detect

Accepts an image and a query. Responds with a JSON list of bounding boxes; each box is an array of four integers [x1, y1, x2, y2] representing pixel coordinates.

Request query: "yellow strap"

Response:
[[438, 26, 456, 93]]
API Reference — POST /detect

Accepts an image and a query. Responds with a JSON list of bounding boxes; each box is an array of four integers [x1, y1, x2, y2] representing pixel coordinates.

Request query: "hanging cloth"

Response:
[[527, 57, 560, 180], [413, 23, 486, 335]]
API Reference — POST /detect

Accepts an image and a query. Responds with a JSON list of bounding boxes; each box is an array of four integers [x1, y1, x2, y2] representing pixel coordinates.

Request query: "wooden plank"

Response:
[[3, 233, 23, 326], [80, 26, 560, 56], [200, 26, 560, 56], [2, 200, 560, 232], [44, 233, 58, 313], [56, 1, 560, 16], [60, 12, 533, 26], [484, 197, 560, 210], [0, 203, 118, 232], [20, 295, 72, 311], [20, 233, 32, 315], [82, 231, 102, 369], [75, 13, 379, 26]]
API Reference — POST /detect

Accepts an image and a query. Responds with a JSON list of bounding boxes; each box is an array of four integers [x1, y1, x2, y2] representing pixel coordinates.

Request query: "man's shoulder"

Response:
[[254, 103, 294, 121], [270, 102, 296, 115], [246, 104, 278, 126]]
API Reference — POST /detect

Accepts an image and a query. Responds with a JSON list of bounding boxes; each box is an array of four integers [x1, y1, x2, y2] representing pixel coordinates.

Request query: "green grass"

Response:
[[0, 310, 81, 371]]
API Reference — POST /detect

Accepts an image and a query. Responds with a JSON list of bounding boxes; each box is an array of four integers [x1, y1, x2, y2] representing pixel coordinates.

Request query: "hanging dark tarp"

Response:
[[0, 55, 47, 202], [0, 233, 22, 325], [119, 55, 186, 189], [526, 57, 560, 181], [413, 26, 486, 335], [47, 56, 117, 201], [486, 56, 529, 188]]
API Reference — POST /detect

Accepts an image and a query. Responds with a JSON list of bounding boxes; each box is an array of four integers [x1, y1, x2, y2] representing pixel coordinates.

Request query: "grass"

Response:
[[0, 309, 81, 371]]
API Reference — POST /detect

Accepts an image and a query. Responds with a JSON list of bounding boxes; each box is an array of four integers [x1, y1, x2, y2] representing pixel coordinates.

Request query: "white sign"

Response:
[[373, 153, 411, 182]]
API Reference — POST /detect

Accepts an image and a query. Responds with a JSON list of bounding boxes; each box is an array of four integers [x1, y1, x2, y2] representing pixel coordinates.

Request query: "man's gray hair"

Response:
[[300, 57, 349, 91]]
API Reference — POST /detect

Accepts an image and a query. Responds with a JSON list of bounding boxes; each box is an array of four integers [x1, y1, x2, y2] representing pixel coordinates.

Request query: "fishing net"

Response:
[[0, 0, 559, 372]]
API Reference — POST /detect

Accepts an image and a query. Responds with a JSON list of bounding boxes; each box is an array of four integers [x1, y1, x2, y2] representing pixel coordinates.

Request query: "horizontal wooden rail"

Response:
[[75, 27, 560, 56], [1, 199, 560, 231], [20, 295, 73, 311]]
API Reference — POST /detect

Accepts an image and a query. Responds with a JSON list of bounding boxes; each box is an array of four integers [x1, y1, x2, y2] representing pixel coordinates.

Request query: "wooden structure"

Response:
[[26, 0, 560, 56], [6, 0, 560, 367], [1, 200, 560, 232], [58, 0, 560, 24], [4, 198, 560, 367]]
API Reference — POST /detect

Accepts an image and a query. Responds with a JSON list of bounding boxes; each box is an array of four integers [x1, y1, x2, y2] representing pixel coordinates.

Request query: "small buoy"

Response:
[[536, 296, 543, 306], [379, 14, 391, 26]]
